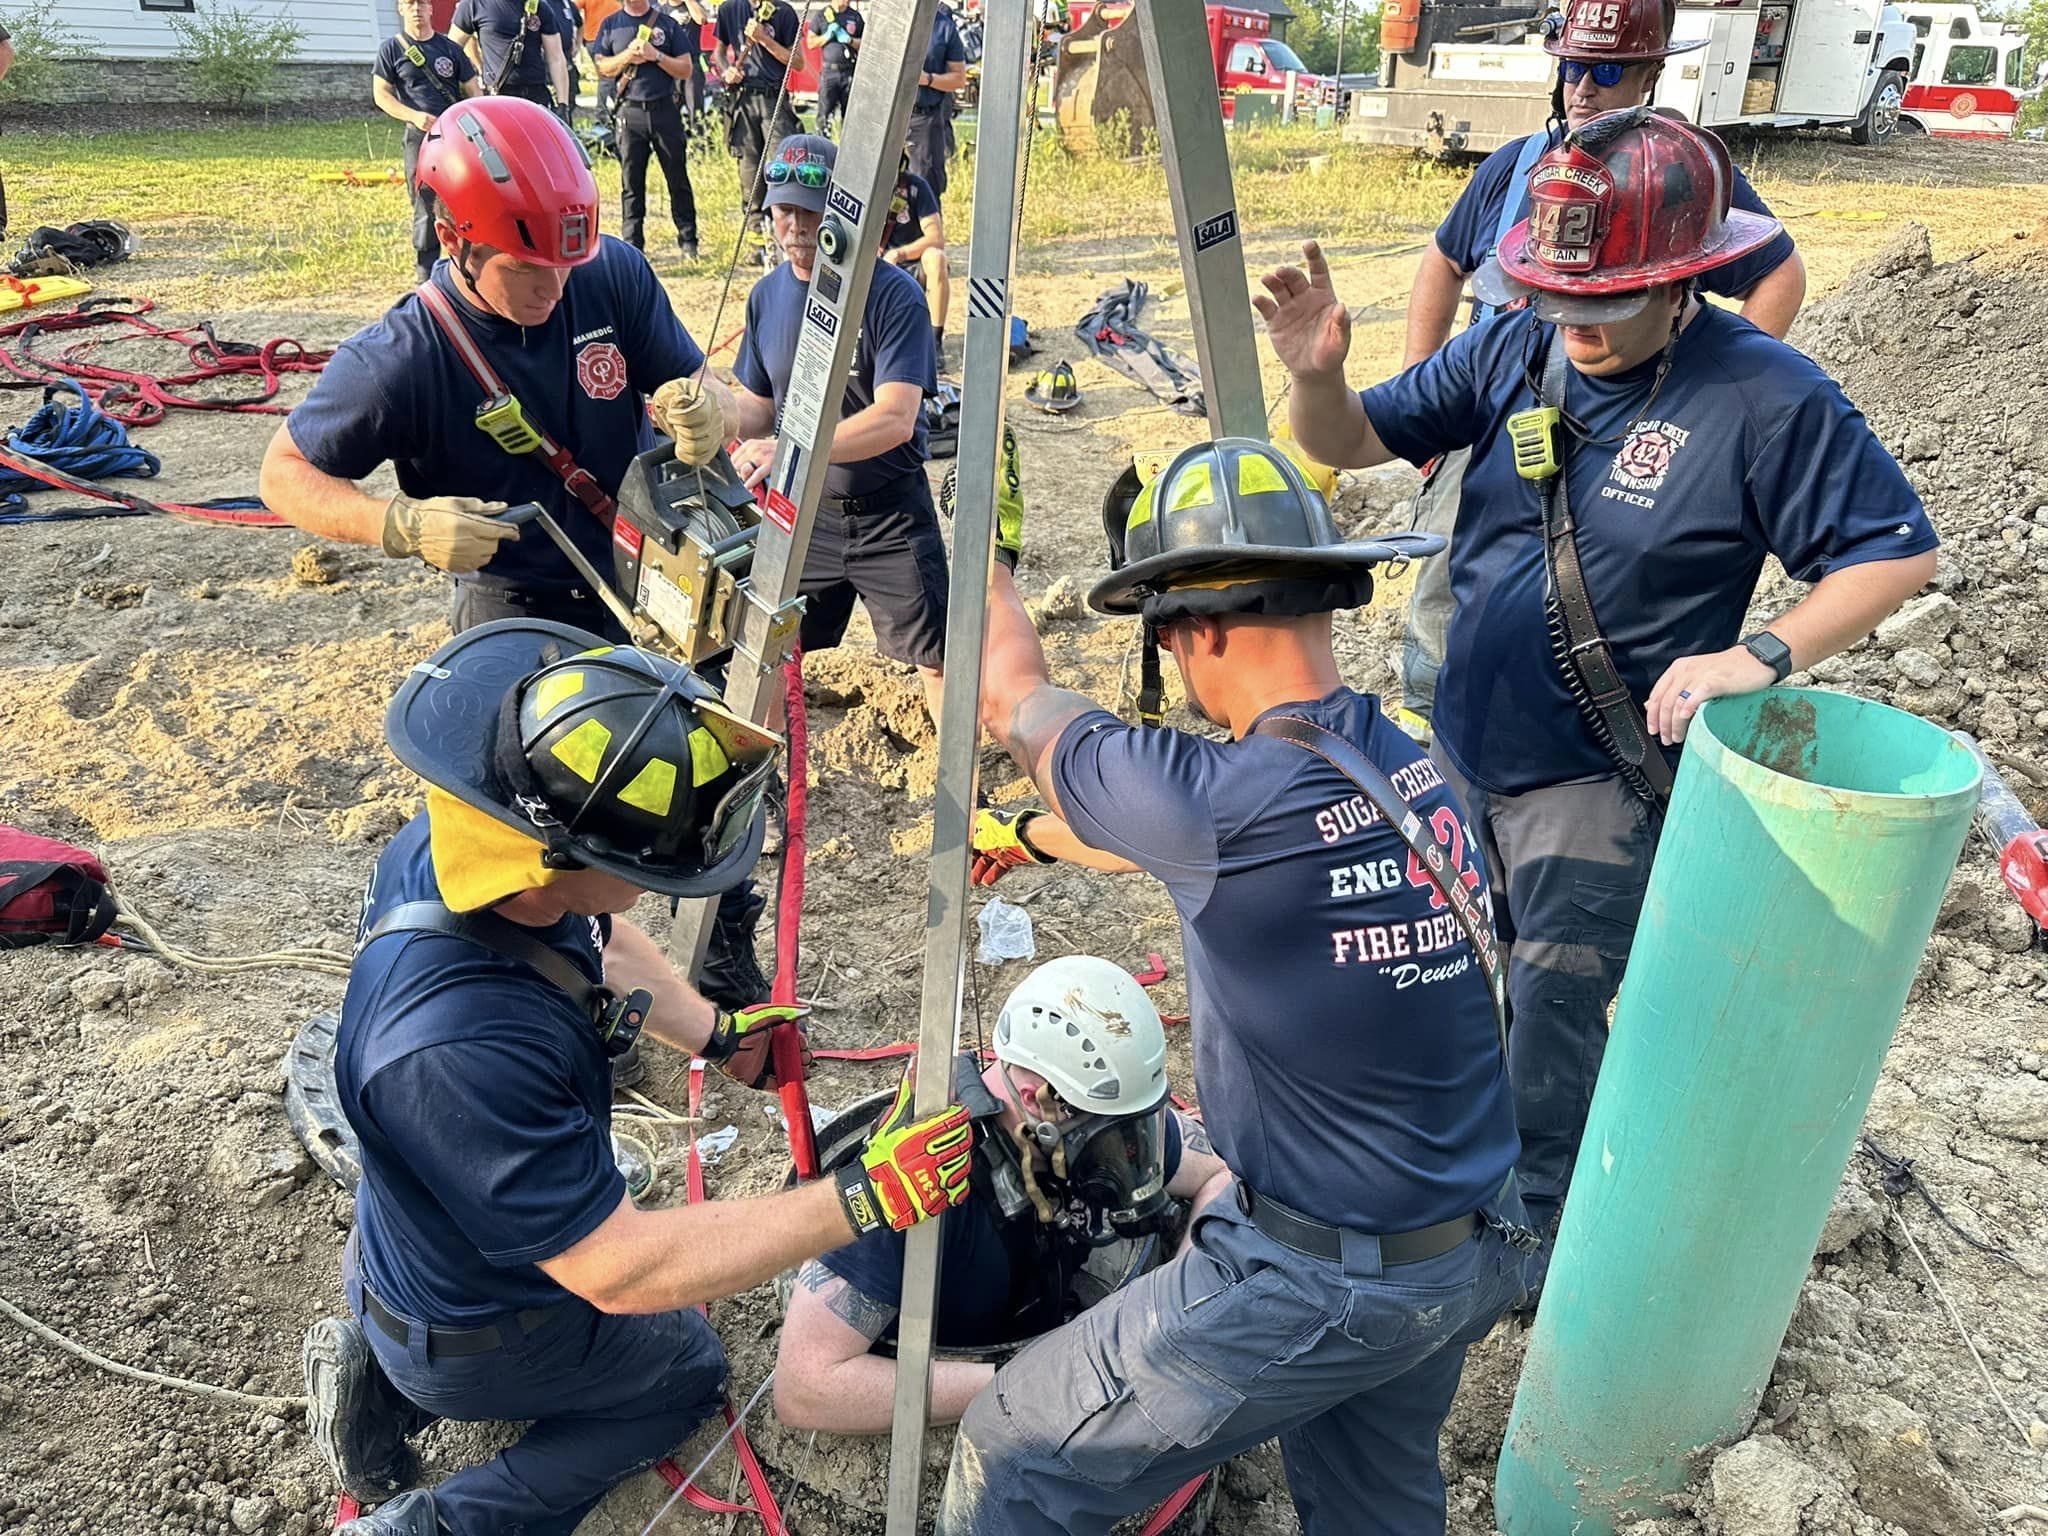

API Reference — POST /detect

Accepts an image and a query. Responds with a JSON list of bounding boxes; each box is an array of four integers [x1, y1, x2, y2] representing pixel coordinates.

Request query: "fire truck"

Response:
[[1344, 0, 1919, 158], [1897, 3, 2033, 138]]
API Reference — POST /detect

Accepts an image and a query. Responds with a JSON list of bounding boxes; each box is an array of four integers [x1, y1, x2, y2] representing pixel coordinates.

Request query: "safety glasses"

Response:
[[1561, 59, 1632, 88], [765, 157, 830, 189]]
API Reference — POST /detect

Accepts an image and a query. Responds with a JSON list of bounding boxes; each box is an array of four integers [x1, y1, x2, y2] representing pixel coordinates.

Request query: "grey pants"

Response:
[[935, 1189, 1531, 1536], [1400, 446, 1468, 720], [1430, 748, 1660, 1237]]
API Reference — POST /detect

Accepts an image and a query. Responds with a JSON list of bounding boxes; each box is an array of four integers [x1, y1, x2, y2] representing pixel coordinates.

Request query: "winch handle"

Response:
[[497, 501, 548, 528]]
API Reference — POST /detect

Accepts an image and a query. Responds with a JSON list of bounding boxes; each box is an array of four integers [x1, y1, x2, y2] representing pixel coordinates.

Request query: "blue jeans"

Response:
[[1430, 748, 1660, 1239], [345, 1257, 727, 1535], [935, 1188, 1533, 1536]]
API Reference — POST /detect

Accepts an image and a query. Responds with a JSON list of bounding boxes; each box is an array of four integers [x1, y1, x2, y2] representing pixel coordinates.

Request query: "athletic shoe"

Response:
[[303, 1316, 420, 1503], [337, 1489, 439, 1535]]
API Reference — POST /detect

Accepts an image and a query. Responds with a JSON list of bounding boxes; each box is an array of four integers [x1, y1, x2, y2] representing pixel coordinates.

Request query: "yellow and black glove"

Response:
[[701, 1002, 807, 1089], [970, 807, 1053, 887], [650, 377, 727, 468], [834, 1071, 974, 1235], [937, 424, 1023, 570], [380, 494, 519, 574]]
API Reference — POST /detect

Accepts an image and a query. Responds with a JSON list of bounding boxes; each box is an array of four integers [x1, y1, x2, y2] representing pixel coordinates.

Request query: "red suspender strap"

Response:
[[412, 280, 618, 525]]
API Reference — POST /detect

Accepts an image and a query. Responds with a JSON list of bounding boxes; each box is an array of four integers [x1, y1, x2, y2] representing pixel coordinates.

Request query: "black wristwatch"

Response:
[[1742, 630, 1793, 683]]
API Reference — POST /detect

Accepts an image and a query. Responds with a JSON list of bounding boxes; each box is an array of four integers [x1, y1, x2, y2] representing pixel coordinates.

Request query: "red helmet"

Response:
[[1472, 109, 1782, 323], [1545, 0, 1705, 61], [415, 97, 600, 267]]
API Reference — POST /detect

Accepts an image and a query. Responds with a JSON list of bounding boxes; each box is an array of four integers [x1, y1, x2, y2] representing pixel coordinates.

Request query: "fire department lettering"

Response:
[[1314, 756, 1446, 842], [1331, 911, 1470, 965]]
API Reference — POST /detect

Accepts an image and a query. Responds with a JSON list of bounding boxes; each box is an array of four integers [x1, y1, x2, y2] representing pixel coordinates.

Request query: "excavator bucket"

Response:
[[1050, 1, 1157, 156]]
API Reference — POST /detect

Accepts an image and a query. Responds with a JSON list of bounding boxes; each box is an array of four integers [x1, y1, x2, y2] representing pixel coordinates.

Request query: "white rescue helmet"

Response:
[[993, 955, 1168, 1116]]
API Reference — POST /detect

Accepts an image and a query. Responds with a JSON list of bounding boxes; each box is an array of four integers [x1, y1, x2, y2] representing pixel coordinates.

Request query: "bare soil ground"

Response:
[[2, 132, 2046, 1536]]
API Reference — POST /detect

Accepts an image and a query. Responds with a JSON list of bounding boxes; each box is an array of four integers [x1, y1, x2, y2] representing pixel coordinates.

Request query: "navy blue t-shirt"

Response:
[[287, 235, 705, 594], [883, 173, 941, 253], [733, 260, 934, 498], [716, 0, 799, 88], [374, 32, 478, 115], [914, 9, 968, 111], [1052, 690, 1518, 1233], [338, 813, 623, 1326], [453, 0, 561, 90], [820, 1114, 1182, 1346], [595, 7, 691, 100], [1435, 126, 1796, 311], [1362, 306, 1938, 796], [810, 3, 862, 71]]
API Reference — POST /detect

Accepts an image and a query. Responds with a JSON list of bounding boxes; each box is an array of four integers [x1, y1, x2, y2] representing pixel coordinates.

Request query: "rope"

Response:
[[772, 649, 819, 1179], [639, 1371, 779, 1536], [109, 897, 353, 977], [0, 1290, 307, 1416], [0, 381, 159, 492], [0, 439, 283, 527], [0, 300, 332, 428]]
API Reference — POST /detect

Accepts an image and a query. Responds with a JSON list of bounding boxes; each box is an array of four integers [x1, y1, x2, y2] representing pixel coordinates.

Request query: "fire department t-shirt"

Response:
[[715, 0, 800, 89], [594, 7, 691, 100], [453, 0, 562, 91], [733, 260, 934, 499], [338, 812, 623, 1326], [915, 8, 969, 111], [820, 1115, 1181, 1347], [374, 33, 478, 116], [883, 173, 941, 252], [287, 235, 705, 594], [1361, 305, 1938, 796], [1435, 126, 1798, 311], [1051, 690, 1518, 1234]]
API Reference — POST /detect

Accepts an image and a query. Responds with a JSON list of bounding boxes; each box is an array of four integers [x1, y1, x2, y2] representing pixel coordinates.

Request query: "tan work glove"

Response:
[[381, 494, 519, 574], [650, 377, 727, 467]]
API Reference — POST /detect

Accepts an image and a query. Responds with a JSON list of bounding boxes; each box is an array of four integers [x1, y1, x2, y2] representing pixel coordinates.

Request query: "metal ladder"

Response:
[[665, 2, 1268, 1527]]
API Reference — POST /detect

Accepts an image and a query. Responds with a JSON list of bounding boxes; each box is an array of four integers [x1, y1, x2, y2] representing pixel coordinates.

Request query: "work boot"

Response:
[[679, 239, 701, 263], [303, 1316, 421, 1503], [336, 1489, 439, 1535], [611, 1042, 648, 1091]]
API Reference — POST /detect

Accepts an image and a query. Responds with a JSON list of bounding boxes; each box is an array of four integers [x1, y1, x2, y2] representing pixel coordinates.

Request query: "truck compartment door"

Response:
[[1777, 0, 1876, 117]]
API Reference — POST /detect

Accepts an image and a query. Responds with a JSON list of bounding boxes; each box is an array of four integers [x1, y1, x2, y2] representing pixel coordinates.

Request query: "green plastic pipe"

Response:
[[1494, 687, 1980, 1534]]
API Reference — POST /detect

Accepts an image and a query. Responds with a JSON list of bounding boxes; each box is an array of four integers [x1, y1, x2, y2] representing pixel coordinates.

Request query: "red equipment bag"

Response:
[[0, 826, 117, 949]]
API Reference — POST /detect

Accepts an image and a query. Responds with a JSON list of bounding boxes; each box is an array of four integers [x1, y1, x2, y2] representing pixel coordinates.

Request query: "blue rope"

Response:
[[0, 382, 162, 494]]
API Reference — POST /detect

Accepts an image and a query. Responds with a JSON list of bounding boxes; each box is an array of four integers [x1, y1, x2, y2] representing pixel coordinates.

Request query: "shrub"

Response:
[[0, 0, 87, 103], [165, 0, 304, 107]]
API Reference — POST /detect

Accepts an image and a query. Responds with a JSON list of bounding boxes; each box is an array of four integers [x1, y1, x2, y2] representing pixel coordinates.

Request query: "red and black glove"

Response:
[[700, 1003, 809, 1090], [834, 1070, 975, 1235], [970, 807, 1054, 887]]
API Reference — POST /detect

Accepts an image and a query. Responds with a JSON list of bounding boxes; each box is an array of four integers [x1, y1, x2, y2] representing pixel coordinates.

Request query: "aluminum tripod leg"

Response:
[[667, 0, 946, 985], [1135, 0, 1268, 439], [883, 0, 1036, 1528]]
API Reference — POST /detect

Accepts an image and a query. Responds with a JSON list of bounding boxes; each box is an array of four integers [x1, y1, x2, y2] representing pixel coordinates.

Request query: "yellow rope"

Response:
[[115, 897, 353, 977]]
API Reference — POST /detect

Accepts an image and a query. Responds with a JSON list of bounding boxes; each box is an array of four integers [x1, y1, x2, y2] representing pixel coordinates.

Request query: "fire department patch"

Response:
[[433, 55, 455, 76], [1607, 419, 1689, 495], [576, 341, 629, 401]]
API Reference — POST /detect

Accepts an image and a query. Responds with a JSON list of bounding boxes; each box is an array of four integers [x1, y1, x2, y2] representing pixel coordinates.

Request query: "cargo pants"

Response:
[[934, 1187, 1533, 1536], [1430, 748, 1661, 1241]]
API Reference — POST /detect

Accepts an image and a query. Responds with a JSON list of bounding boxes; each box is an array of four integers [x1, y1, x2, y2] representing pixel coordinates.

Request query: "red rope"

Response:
[[0, 299, 331, 428], [772, 649, 819, 1179], [0, 441, 285, 527]]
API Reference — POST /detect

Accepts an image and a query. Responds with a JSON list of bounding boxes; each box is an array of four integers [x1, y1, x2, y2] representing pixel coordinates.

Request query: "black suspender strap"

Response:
[[365, 899, 601, 1013], [1534, 333, 1674, 810], [404, 40, 466, 107], [1252, 715, 1508, 1062]]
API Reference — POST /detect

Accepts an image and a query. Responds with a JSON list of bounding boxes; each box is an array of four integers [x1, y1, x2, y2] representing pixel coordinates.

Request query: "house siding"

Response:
[[55, 0, 384, 64]]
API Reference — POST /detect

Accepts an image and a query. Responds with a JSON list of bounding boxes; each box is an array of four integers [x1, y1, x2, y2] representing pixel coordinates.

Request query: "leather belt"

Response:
[[1236, 1183, 1477, 1267], [358, 1284, 565, 1360], [825, 471, 926, 516]]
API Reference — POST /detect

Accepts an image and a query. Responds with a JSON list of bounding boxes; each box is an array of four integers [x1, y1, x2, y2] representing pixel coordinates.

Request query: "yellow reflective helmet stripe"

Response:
[[530, 670, 585, 718], [1126, 480, 1156, 534], [688, 725, 731, 787], [617, 758, 677, 817], [1237, 453, 1288, 495], [1167, 462, 1215, 514], [550, 718, 612, 783]]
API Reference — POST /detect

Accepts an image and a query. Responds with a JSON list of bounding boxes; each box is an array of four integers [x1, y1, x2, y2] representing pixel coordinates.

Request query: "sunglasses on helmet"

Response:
[[765, 157, 831, 189], [1561, 59, 1632, 87]]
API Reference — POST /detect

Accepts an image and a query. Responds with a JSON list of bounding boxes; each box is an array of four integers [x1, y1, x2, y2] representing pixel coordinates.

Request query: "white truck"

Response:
[[1345, 0, 1919, 158]]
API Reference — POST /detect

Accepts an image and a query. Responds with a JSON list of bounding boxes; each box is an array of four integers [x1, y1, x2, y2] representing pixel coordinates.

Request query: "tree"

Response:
[[1285, 0, 1381, 78]]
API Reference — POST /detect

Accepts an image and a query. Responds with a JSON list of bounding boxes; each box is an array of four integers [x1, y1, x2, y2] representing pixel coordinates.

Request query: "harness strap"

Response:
[[1473, 128, 1552, 324], [489, 0, 544, 95], [1534, 333, 1674, 810], [413, 280, 618, 525], [365, 898, 605, 1014], [1252, 715, 1509, 1061], [403, 38, 466, 109]]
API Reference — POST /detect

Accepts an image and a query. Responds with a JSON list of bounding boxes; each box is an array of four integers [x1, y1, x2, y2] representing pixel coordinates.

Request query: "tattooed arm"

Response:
[[772, 1260, 995, 1433], [1165, 1108, 1229, 1201], [978, 564, 1100, 820]]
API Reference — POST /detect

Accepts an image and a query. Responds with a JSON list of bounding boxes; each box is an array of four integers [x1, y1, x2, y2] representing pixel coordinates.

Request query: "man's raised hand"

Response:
[[1254, 240, 1353, 383]]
